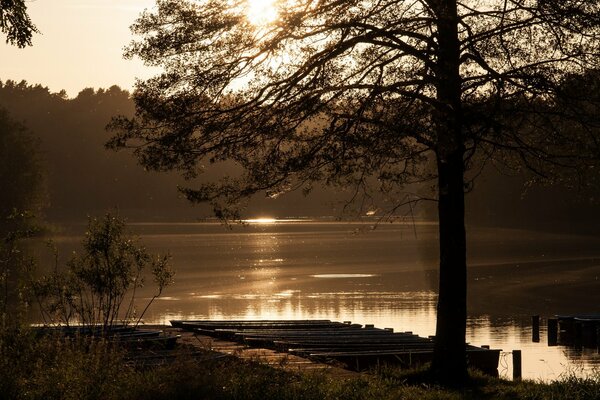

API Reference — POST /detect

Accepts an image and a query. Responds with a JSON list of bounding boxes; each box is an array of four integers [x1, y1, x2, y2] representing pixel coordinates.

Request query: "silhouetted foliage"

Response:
[[467, 68, 600, 232], [32, 213, 173, 331], [0, 211, 37, 331], [0, 0, 38, 47], [0, 107, 44, 232], [110, 0, 600, 382]]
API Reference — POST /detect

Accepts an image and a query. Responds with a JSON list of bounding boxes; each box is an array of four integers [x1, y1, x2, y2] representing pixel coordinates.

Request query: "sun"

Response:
[[246, 0, 278, 26]]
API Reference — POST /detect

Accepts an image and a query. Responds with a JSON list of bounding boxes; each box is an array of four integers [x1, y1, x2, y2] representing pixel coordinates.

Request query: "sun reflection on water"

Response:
[[244, 217, 278, 224]]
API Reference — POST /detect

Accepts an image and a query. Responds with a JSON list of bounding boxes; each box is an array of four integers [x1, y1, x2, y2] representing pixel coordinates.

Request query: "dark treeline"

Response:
[[0, 79, 598, 231], [0, 81, 196, 222], [0, 80, 344, 222], [466, 167, 600, 234], [412, 165, 600, 234]]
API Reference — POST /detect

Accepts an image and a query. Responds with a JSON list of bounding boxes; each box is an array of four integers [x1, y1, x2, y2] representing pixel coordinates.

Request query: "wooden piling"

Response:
[[580, 320, 598, 348], [532, 315, 540, 342], [574, 321, 583, 347], [547, 318, 558, 346], [512, 350, 522, 380]]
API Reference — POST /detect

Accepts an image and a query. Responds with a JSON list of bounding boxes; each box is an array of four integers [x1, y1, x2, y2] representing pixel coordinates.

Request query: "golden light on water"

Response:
[[246, 0, 278, 25], [244, 217, 278, 224], [311, 274, 378, 279]]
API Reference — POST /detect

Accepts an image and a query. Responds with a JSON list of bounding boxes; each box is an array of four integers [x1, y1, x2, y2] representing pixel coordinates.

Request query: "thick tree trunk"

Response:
[[432, 148, 467, 383], [430, 0, 468, 384]]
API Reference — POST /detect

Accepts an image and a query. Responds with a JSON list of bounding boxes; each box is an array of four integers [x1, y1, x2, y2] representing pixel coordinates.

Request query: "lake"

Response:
[[47, 220, 600, 381]]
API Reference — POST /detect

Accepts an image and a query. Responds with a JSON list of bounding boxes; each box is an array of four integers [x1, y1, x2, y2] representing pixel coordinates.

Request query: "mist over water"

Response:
[[45, 220, 600, 381]]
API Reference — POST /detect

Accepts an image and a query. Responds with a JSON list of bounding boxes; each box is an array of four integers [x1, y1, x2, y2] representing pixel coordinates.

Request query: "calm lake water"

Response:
[[47, 220, 600, 381]]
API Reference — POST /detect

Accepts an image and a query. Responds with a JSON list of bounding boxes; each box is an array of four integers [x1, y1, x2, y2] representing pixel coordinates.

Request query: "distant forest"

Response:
[[0, 80, 353, 222], [0, 79, 598, 232], [0, 81, 193, 222]]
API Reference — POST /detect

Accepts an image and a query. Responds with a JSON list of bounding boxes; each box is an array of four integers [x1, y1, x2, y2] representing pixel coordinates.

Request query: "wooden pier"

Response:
[[173, 325, 358, 377], [170, 319, 501, 376]]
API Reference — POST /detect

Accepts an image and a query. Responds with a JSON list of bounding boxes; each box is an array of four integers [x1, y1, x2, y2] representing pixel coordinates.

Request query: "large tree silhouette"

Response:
[[110, 0, 599, 382]]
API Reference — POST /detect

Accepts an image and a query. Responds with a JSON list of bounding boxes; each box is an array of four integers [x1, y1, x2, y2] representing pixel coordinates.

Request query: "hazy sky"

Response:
[[0, 0, 157, 97]]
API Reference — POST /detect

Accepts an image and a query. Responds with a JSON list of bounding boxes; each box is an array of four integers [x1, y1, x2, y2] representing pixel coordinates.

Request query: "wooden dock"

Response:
[[173, 326, 358, 377], [170, 319, 501, 376], [555, 314, 600, 348], [36, 320, 501, 375]]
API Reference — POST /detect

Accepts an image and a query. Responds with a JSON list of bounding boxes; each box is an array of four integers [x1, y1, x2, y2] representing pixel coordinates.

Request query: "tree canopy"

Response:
[[110, 0, 600, 382], [111, 0, 599, 208], [0, 0, 38, 47]]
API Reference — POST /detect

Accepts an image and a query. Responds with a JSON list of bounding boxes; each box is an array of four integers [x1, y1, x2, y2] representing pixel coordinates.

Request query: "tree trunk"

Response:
[[430, 0, 468, 384], [432, 148, 467, 383]]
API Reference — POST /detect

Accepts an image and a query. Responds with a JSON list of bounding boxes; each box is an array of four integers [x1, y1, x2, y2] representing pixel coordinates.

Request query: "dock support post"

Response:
[[532, 315, 540, 342], [512, 350, 522, 381], [547, 318, 558, 346], [574, 321, 583, 347]]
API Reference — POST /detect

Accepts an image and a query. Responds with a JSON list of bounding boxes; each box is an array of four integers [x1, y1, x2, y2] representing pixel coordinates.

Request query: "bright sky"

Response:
[[0, 0, 278, 98], [0, 0, 157, 98]]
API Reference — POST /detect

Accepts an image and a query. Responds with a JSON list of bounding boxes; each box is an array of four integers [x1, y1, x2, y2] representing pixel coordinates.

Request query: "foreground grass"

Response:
[[1, 330, 599, 400]]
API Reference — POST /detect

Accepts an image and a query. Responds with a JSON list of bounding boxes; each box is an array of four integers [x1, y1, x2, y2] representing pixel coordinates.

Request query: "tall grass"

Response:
[[2, 330, 599, 400], [0, 330, 126, 400]]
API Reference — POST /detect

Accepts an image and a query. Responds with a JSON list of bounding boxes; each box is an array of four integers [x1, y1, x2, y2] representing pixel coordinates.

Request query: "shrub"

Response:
[[31, 213, 173, 331]]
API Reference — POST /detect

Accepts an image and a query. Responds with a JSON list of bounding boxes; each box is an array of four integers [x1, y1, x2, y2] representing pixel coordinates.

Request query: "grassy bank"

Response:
[[1, 330, 599, 400]]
